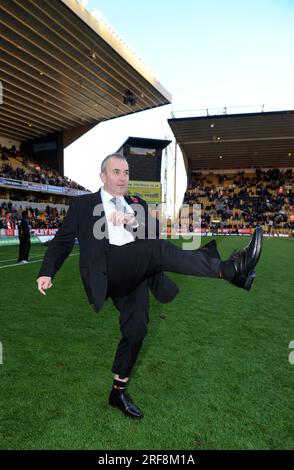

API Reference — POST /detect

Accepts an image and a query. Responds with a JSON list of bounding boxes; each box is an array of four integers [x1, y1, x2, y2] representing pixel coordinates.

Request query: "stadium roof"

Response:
[[0, 0, 171, 143], [168, 110, 294, 170], [117, 136, 172, 153]]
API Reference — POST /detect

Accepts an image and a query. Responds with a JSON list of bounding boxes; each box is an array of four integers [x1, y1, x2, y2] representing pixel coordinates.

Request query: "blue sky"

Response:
[[89, 0, 294, 109], [65, 0, 294, 211]]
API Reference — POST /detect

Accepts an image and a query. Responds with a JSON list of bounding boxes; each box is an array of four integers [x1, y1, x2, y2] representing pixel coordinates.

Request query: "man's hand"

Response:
[[108, 211, 136, 226], [37, 276, 53, 296]]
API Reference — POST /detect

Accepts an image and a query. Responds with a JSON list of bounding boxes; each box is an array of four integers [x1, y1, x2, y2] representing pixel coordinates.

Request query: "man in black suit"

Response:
[[18, 210, 31, 264], [37, 153, 263, 419]]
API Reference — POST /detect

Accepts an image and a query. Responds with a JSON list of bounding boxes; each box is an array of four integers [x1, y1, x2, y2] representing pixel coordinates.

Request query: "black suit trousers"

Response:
[[107, 238, 221, 297], [18, 237, 31, 262], [107, 239, 221, 378], [111, 280, 149, 378]]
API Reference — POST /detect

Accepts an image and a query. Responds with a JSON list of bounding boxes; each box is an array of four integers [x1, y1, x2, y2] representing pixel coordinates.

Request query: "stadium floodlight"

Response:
[[123, 89, 136, 106]]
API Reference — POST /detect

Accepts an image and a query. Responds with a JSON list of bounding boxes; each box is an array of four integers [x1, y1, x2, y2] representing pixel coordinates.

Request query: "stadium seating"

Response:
[[182, 168, 294, 234], [0, 144, 89, 231], [0, 144, 87, 191]]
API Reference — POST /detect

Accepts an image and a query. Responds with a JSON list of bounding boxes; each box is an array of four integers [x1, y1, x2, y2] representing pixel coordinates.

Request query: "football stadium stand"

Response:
[[182, 168, 294, 235], [0, 144, 88, 235], [0, 0, 171, 245], [169, 111, 294, 237]]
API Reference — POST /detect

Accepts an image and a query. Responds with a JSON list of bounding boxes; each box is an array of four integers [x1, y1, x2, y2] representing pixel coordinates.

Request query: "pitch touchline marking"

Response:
[[0, 254, 43, 263], [0, 253, 79, 269]]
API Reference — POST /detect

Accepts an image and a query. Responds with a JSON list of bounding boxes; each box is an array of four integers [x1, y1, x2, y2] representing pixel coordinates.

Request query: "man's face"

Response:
[[100, 157, 129, 196]]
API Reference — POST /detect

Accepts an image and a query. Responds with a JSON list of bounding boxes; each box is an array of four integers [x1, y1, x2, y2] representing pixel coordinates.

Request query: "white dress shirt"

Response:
[[101, 187, 135, 246]]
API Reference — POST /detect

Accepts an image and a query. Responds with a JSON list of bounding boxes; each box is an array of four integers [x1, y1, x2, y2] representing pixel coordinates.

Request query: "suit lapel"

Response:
[[91, 188, 109, 242], [124, 195, 142, 215]]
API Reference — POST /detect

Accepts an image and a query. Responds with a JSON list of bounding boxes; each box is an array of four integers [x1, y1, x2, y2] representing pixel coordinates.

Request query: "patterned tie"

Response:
[[111, 197, 125, 213], [111, 196, 137, 234]]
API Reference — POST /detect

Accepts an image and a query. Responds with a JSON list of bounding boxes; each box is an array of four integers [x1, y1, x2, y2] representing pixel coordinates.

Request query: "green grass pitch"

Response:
[[0, 236, 293, 450]]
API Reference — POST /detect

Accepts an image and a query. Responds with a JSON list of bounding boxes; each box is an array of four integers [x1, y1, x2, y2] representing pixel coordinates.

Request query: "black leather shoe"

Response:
[[109, 390, 144, 419], [229, 226, 263, 290]]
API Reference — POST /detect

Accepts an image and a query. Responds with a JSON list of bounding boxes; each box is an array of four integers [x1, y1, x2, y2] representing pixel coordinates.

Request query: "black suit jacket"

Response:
[[38, 189, 178, 312], [18, 218, 30, 239]]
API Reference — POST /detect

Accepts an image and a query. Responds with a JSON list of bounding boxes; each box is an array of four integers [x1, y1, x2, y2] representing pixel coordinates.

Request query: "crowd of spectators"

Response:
[[183, 168, 294, 233], [0, 189, 61, 204], [0, 144, 88, 191], [0, 200, 66, 230]]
